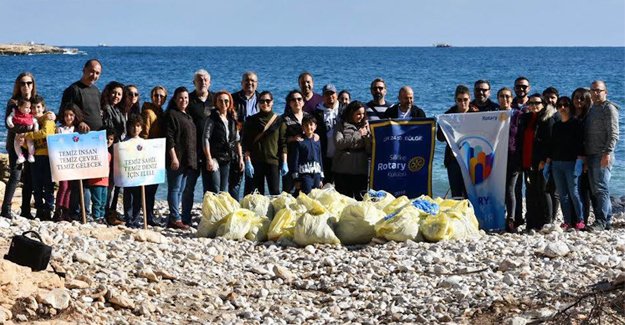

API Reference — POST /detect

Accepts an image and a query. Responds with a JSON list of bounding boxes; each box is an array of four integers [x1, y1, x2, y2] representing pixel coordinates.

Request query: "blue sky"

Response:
[[2, 0, 624, 46]]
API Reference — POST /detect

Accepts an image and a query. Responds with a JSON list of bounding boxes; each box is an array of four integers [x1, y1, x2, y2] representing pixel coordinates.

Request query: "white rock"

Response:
[[74, 251, 95, 264], [438, 276, 463, 289], [541, 242, 570, 258], [36, 288, 71, 310], [273, 265, 295, 282]]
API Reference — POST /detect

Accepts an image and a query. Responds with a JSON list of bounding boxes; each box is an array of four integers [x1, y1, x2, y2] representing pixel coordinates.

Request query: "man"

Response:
[[542, 86, 561, 221], [542, 87, 559, 108], [297, 72, 323, 114], [231, 71, 260, 200], [584, 80, 619, 231], [471, 80, 500, 111], [366, 78, 393, 121], [182, 69, 214, 225], [59, 59, 104, 222], [512, 76, 531, 110], [313, 84, 341, 184], [386, 86, 426, 119]]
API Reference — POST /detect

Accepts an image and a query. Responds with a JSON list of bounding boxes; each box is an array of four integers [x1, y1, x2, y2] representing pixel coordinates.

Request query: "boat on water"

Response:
[[98, 43, 107, 47], [434, 43, 452, 48]]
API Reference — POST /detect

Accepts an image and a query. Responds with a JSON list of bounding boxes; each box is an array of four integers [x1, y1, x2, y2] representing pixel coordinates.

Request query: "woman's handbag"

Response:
[[4, 230, 52, 271]]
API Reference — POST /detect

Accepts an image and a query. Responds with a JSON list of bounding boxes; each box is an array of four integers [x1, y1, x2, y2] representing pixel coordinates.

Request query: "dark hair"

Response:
[[542, 86, 559, 97], [302, 115, 317, 126], [60, 103, 84, 126], [338, 90, 351, 99], [474, 79, 491, 89], [126, 114, 144, 136], [555, 96, 573, 111], [124, 84, 141, 113], [571, 87, 592, 117], [83, 59, 102, 69], [17, 98, 30, 108], [258, 90, 273, 101], [497, 87, 512, 97], [370, 78, 386, 90], [298, 71, 313, 83], [101, 81, 125, 108], [167, 87, 189, 110], [105, 127, 117, 140], [286, 89, 304, 106], [341, 100, 367, 126], [514, 76, 529, 85], [454, 85, 471, 98], [12, 72, 37, 99], [528, 93, 543, 101], [31, 95, 45, 107]]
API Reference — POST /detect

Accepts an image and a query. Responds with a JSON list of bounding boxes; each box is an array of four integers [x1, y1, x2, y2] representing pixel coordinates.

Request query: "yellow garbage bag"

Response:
[[197, 192, 240, 238], [215, 208, 270, 241], [309, 187, 356, 217], [382, 195, 411, 215], [241, 191, 272, 219], [296, 193, 328, 215], [374, 206, 425, 242], [362, 190, 396, 211], [271, 192, 297, 213], [336, 202, 386, 245], [420, 199, 480, 242], [267, 207, 299, 241], [294, 213, 340, 246]]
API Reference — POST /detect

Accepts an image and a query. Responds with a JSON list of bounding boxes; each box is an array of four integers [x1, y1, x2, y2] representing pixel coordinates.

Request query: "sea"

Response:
[[1, 46, 623, 200]]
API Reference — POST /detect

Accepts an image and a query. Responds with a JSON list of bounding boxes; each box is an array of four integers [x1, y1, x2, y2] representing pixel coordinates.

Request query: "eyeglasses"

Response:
[[515, 85, 529, 89], [372, 86, 385, 90], [291, 97, 303, 102], [590, 88, 605, 93], [153, 93, 166, 98], [128, 92, 139, 97], [476, 88, 490, 93], [20, 81, 33, 86], [259, 99, 272, 104], [528, 101, 543, 106]]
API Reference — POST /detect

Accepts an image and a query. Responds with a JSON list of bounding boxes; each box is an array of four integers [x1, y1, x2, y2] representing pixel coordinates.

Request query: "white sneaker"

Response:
[[16, 155, 25, 164], [27, 155, 35, 163]]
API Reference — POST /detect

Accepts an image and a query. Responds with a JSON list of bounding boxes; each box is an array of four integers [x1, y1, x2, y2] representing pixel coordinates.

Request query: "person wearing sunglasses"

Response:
[[517, 93, 556, 231], [281, 89, 311, 193], [512, 76, 531, 110], [366, 78, 392, 121], [545, 96, 585, 231], [242, 91, 287, 195], [571, 87, 594, 225], [583, 80, 620, 231], [471, 80, 500, 112]]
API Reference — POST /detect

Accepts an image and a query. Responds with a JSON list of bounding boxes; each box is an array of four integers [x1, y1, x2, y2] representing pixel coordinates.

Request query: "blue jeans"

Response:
[[1, 149, 32, 217], [586, 154, 613, 227], [31, 156, 55, 212], [90, 186, 107, 220], [296, 173, 321, 195], [207, 162, 230, 193], [168, 168, 190, 222], [552, 161, 583, 224], [181, 166, 209, 224]]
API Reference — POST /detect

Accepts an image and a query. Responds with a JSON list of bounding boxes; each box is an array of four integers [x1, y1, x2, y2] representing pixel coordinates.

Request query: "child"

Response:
[[88, 128, 115, 224], [293, 115, 324, 195], [7, 99, 38, 164], [53, 104, 83, 221], [24, 96, 56, 220], [123, 114, 145, 228]]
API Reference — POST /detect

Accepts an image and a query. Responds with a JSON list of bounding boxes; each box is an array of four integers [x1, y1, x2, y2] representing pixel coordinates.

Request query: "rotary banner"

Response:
[[369, 118, 436, 198], [47, 130, 109, 182], [437, 111, 511, 231], [113, 138, 166, 187]]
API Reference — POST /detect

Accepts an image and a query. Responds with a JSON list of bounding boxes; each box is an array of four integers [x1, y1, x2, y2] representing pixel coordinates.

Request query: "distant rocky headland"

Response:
[[0, 43, 79, 55]]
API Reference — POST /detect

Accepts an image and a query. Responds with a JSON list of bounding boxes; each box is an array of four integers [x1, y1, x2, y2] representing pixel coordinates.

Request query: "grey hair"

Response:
[[242, 71, 257, 81], [194, 69, 211, 81]]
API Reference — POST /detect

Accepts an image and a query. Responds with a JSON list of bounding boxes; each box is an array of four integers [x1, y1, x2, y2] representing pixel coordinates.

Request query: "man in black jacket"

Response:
[[386, 86, 426, 119], [471, 80, 500, 112], [230, 71, 260, 200]]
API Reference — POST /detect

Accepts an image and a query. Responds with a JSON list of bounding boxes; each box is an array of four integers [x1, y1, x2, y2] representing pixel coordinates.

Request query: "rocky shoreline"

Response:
[[0, 43, 79, 56]]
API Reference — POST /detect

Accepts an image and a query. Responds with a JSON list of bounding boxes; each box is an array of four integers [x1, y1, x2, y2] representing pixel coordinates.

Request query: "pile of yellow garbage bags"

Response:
[[196, 188, 481, 245]]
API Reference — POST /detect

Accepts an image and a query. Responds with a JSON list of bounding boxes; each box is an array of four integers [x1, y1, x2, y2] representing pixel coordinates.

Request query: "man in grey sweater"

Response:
[[584, 80, 620, 231]]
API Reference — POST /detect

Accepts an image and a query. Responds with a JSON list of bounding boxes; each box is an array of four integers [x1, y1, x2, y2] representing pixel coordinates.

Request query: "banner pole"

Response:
[[141, 185, 147, 230], [79, 179, 87, 224]]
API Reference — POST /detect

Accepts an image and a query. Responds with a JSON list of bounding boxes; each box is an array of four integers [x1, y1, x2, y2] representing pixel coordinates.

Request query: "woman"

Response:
[[338, 90, 351, 110], [545, 96, 585, 230], [242, 91, 287, 195], [498, 87, 524, 232], [2, 73, 38, 219], [203, 91, 243, 193], [101, 81, 126, 225], [282, 90, 310, 193], [123, 84, 141, 116], [140, 86, 167, 226], [164, 87, 195, 229], [437, 85, 478, 199], [517, 93, 556, 231], [332, 101, 371, 200], [571, 87, 594, 225]]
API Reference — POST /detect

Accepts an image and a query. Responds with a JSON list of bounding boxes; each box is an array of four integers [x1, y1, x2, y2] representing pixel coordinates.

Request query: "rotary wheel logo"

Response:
[[408, 156, 425, 172], [72, 136, 79, 143], [137, 144, 143, 151]]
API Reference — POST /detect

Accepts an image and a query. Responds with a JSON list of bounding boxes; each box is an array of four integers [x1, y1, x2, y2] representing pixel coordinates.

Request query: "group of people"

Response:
[[1, 59, 619, 233]]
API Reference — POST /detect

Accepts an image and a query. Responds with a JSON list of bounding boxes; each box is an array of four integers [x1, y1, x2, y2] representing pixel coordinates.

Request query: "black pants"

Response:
[[505, 166, 524, 225], [322, 157, 334, 184], [144, 184, 158, 222], [524, 168, 552, 230], [1, 149, 32, 218], [578, 171, 595, 225], [252, 162, 280, 195], [446, 160, 467, 198], [334, 173, 368, 201]]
